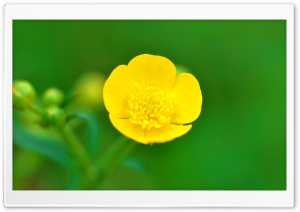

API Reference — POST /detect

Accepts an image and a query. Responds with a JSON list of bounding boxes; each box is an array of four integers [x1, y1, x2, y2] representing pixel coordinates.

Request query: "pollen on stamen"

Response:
[[128, 84, 174, 130]]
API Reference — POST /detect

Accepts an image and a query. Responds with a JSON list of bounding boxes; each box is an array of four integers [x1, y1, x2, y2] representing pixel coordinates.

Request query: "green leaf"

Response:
[[13, 121, 73, 167], [123, 156, 146, 172], [61, 88, 77, 107], [65, 112, 101, 157], [66, 170, 81, 190]]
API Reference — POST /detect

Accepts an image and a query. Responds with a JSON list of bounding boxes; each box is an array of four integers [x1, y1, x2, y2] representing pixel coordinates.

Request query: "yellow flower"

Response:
[[103, 54, 202, 144]]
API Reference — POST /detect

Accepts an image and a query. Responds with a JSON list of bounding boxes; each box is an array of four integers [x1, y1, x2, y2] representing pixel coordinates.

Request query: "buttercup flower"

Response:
[[103, 54, 202, 144]]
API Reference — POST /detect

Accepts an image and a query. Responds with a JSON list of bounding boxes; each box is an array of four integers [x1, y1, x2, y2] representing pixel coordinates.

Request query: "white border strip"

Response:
[[4, 4, 294, 207], [4, 4, 293, 20]]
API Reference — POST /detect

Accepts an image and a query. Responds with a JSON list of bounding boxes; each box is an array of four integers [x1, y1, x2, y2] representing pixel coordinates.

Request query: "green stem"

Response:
[[105, 139, 137, 175], [28, 103, 91, 169], [59, 126, 91, 169], [83, 136, 137, 189], [29, 104, 43, 116]]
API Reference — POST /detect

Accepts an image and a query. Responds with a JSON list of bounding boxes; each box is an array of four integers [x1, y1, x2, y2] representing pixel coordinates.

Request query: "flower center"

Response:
[[128, 84, 174, 130]]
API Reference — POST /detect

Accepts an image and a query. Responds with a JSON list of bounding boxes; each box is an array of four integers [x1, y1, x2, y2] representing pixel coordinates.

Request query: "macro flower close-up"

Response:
[[103, 54, 203, 144], [12, 20, 287, 192]]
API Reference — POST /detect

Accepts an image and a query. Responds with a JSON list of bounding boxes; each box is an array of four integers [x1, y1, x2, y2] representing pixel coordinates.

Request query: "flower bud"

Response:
[[13, 80, 36, 110], [42, 106, 65, 126], [43, 87, 64, 106], [75, 72, 106, 110]]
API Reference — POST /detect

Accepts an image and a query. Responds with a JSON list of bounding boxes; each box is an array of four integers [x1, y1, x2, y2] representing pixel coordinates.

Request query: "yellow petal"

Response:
[[103, 65, 133, 118], [128, 54, 176, 90], [145, 123, 192, 144], [170, 73, 202, 124], [109, 116, 146, 144], [109, 115, 192, 144]]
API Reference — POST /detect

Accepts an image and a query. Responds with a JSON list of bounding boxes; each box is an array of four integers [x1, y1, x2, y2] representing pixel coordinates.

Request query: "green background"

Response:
[[13, 20, 286, 190]]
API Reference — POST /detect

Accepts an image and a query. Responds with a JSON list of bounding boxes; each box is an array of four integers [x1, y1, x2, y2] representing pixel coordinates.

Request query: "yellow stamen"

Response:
[[128, 84, 174, 130]]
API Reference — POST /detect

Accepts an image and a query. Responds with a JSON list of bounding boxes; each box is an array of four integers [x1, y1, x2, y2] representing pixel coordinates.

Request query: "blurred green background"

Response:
[[13, 20, 286, 190]]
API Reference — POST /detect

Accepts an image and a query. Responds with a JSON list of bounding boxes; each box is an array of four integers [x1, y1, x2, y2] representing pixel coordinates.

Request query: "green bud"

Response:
[[42, 106, 65, 126], [43, 87, 64, 106], [13, 80, 36, 110]]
